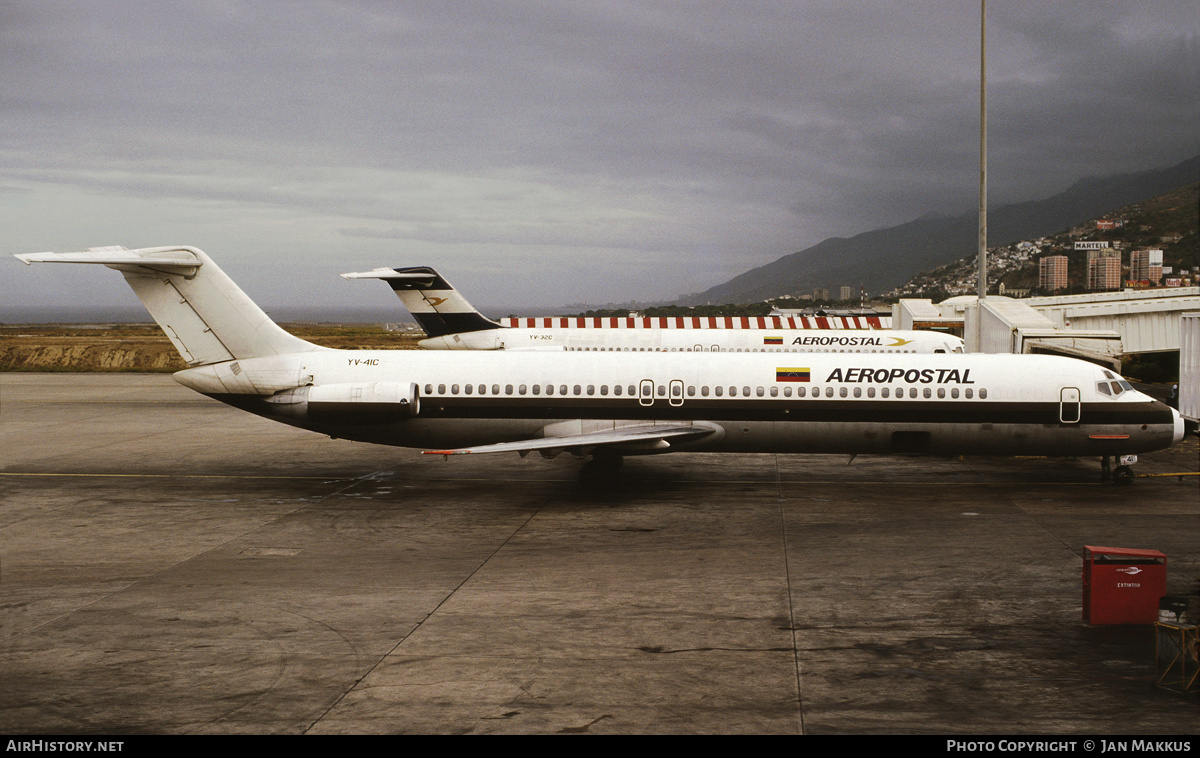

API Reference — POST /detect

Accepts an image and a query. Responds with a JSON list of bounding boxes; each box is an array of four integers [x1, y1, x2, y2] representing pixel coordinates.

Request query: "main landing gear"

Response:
[[1100, 455, 1137, 486]]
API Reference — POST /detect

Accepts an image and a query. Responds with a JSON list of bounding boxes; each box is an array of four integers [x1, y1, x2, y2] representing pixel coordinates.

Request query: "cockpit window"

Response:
[[1096, 382, 1112, 396]]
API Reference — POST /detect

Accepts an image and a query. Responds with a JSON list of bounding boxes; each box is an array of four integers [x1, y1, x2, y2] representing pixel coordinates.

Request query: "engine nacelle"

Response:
[[265, 382, 420, 422]]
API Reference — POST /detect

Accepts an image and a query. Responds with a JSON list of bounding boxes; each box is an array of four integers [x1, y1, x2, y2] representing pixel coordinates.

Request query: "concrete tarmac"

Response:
[[2, 373, 1198, 735]]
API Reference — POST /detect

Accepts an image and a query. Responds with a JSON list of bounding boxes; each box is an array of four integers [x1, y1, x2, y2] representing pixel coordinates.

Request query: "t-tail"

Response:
[[15, 246, 323, 366], [340, 265, 501, 338]]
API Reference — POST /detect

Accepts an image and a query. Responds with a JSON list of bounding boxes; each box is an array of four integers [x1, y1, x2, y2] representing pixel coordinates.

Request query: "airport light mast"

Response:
[[975, 0, 988, 352], [978, 0, 987, 304]]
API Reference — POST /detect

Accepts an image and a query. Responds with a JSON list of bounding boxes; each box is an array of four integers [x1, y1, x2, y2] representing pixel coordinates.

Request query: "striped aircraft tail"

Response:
[[340, 266, 501, 337]]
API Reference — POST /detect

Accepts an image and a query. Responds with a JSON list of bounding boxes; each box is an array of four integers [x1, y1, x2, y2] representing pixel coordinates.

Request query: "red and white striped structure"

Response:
[[501, 314, 892, 330]]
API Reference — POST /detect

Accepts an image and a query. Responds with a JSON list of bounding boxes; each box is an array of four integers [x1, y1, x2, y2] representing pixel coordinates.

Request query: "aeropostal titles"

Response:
[[825, 367, 974, 385]]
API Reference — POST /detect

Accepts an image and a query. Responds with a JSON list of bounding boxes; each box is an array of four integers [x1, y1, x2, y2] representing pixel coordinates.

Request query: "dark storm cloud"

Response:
[[1, 0, 1196, 311]]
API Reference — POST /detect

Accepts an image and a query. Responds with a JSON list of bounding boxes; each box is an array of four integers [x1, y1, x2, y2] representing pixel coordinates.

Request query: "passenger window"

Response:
[[492, 385, 500, 395], [867, 387, 874, 398], [979, 389, 988, 399], [825, 387, 834, 398], [519, 384, 527, 395], [729, 386, 738, 397], [909, 388, 917, 398], [424, 384, 433, 395], [951, 388, 959, 399], [687, 386, 696, 396], [586, 385, 594, 396], [701, 386, 709, 397], [715, 386, 724, 397], [464, 384, 472, 395], [546, 385, 554, 395], [628, 385, 635, 396], [769, 387, 778, 397], [881, 388, 889, 398], [743, 386, 751, 397], [840, 387, 848, 398], [532, 385, 541, 395], [560, 385, 568, 396], [438, 384, 446, 394], [965, 388, 973, 399], [937, 388, 945, 399], [923, 388, 931, 398], [505, 385, 513, 395], [451, 384, 460, 395], [574, 385, 582, 395], [783, 386, 792, 397], [600, 385, 608, 396], [853, 387, 861, 398]]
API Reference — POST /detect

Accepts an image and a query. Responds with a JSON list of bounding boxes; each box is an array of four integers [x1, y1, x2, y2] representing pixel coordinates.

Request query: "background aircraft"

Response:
[[342, 266, 965, 354]]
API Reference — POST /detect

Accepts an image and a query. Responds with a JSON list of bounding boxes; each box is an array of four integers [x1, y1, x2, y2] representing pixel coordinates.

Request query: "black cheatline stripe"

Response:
[[412, 398, 1173, 426]]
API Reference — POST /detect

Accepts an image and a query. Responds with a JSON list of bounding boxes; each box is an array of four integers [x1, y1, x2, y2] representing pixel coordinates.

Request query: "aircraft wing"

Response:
[[423, 422, 721, 457]]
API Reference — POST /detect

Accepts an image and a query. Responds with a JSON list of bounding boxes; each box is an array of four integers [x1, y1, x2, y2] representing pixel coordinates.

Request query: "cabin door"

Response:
[[1059, 387, 1081, 423]]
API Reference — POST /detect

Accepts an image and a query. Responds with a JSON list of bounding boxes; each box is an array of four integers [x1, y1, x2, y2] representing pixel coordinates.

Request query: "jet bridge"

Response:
[[896, 296, 1123, 369], [966, 297, 1124, 369]]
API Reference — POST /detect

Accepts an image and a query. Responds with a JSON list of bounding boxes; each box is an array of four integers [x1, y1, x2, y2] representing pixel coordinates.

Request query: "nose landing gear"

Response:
[[1101, 455, 1138, 485]]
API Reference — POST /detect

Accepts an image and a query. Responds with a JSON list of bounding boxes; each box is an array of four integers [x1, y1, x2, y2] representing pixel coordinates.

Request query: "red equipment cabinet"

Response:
[[1082, 546, 1167, 624]]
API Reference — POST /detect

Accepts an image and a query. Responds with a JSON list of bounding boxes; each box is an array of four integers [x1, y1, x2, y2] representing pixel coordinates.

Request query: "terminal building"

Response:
[[894, 287, 1200, 370]]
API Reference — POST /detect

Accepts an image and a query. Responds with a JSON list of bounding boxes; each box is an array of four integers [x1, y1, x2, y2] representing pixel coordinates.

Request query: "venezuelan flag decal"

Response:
[[763, 336, 783, 345], [776, 367, 810, 382]]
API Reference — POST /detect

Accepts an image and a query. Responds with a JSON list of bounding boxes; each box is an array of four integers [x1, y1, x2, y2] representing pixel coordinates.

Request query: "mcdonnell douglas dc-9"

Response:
[[340, 265, 965, 354], [16, 247, 1184, 482]]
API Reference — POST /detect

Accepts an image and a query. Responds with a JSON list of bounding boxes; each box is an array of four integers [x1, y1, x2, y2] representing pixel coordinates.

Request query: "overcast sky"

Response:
[[2, 0, 1197, 316]]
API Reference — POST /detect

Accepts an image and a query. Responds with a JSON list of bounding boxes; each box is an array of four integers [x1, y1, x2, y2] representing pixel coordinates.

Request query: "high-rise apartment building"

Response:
[[1039, 255, 1068, 291], [1087, 250, 1121, 291], [1130, 249, 1163, 283]]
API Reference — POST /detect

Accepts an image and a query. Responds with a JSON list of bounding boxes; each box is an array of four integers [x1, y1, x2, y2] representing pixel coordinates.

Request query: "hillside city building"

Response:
[[1039, 255, 1068, 291]]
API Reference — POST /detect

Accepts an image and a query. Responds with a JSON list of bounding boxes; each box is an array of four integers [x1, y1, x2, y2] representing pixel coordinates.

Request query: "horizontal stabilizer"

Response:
[[16, 247, 201, 273], [424, 423, 720, 456], [340, 268, 437, 284]]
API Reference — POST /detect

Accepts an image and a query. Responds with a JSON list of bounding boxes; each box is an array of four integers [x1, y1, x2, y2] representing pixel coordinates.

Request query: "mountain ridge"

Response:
[[678, 154, 1200, 305]]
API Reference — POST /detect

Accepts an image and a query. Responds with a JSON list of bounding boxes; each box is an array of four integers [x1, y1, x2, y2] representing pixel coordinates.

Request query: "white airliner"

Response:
[[17, 247, 1183, 482], [341, 265, 964, 354]]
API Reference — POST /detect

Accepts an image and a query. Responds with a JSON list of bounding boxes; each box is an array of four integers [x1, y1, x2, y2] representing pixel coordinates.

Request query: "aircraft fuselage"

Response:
[[174, 349, 1182, 457]]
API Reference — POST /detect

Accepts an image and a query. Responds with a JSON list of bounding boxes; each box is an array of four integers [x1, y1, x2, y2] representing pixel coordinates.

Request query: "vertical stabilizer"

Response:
[[15, 246, 322, 365], [341, 265, 502, 337]]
